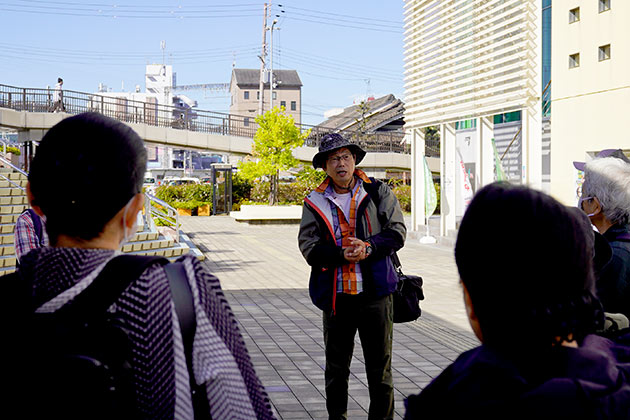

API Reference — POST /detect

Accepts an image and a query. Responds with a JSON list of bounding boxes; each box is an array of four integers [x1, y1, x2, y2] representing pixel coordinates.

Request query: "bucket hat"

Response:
[[573, 149, 630, 171], [312, 133, 366, 169]]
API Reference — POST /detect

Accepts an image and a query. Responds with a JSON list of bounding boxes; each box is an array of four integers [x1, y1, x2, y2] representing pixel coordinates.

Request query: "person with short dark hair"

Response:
[[404, 182, 630, 418], [20, 112, 275, 419], [298, 133, 406, 420], [50, 77, 65, 112]]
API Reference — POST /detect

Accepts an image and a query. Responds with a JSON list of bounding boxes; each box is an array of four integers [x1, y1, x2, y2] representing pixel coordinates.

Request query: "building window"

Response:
[[244, 91, 249, 100], [257, 91, 260, 100], [280, 100, 286, 108], [599, 44, 611, 61], [272, 91, 277, 100], [569, 7, 580, 23], [244, 117, 249, 127], [290, 101, 297, 111], [569, 53, 580, 68], [599, 0, 611, 12]]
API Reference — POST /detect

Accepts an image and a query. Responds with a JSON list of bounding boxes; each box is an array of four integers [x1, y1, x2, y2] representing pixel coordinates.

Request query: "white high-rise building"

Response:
[[403, 0, 544, 234]]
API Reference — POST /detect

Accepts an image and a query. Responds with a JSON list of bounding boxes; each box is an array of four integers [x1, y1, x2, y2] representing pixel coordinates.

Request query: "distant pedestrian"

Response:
[[14, 207, 48, 264], [298, 133, 406, 420], [50, 77, 65, 112]]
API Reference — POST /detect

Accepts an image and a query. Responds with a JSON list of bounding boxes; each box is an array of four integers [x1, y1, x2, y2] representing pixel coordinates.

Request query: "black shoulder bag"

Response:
[[366, 179, 425, 323]]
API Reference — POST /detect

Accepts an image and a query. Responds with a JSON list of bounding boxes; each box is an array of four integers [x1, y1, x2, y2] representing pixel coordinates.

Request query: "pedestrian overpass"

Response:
[[0, 84, 415, 175]]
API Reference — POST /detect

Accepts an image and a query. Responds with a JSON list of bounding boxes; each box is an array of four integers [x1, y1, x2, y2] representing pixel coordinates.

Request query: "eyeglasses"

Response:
[[578, 196, 594, 210], [327, 153, 353, 164]]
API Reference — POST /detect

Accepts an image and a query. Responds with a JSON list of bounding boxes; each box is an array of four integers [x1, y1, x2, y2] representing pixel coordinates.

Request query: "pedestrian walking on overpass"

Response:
[[50, 77, 65, 113]]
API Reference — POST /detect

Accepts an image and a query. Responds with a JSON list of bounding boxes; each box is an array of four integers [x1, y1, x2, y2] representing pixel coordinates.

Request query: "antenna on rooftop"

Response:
[[160, 40, 166, 65]]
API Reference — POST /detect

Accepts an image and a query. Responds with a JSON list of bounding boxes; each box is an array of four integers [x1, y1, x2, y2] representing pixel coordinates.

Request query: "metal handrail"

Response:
[[0, 83, 410, 155], [144, 193, 180, 243], [0, 154, 27, 177], [0, 172, 25, 190]]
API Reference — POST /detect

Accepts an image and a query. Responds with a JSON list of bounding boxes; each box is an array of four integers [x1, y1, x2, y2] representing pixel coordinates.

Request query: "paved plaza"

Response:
[[180, 216, 478, 420]]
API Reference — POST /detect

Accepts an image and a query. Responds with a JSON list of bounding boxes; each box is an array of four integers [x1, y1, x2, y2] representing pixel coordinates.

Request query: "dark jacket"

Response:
[[598, 223, 630, 318], [298, 175, 406, 314], [404, 333, 630, 419]]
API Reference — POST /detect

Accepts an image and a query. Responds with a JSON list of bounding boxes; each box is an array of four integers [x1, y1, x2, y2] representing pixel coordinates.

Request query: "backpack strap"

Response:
[[26, 209, 44, 246], [164, 261, 211, 420], [56, 255, 168, 318]]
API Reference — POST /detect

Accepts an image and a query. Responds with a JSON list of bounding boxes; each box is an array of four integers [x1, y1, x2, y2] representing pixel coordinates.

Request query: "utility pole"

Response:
[[258, 3, 269, 116], [269, 18, 278, 110]]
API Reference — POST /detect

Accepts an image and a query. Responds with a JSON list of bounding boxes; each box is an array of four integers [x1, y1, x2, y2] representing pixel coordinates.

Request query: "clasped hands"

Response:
[[343, 237, 367, 263]]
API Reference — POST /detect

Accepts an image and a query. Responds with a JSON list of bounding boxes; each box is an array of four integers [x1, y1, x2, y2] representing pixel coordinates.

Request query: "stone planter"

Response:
[[230, 204, 303, 224], [197, 204, 211, 216]]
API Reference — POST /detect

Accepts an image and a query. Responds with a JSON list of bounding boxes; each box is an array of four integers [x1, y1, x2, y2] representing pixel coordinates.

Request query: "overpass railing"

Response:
[[0, 83, 410, 154]]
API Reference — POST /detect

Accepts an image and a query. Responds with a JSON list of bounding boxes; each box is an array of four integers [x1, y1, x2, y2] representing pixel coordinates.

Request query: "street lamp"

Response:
[[269, 19, 278, 110]]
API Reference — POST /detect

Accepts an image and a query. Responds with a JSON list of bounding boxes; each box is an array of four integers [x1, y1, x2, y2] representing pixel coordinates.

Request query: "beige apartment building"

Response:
[[229, 69, 302, 125], [550, 0, 630, 205]]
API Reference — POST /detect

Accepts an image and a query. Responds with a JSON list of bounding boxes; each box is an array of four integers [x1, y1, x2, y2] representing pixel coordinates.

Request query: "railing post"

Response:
[[22, 89, 26, 111]]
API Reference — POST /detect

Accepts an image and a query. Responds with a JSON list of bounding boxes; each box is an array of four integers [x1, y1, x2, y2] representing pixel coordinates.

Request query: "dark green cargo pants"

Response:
[[323, 293, 394, 420]]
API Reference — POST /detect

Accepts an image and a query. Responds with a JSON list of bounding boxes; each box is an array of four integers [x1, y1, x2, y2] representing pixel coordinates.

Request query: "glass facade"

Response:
[[455, 119, 476, 130], [493, 111, 522, 125]]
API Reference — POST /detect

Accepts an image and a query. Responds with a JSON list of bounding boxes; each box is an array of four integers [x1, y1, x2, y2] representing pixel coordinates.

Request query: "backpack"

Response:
[[5, 254, 172, 420]]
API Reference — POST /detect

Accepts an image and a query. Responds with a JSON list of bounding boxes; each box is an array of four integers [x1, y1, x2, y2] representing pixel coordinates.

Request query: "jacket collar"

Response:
[[315, 169, 371, 194]]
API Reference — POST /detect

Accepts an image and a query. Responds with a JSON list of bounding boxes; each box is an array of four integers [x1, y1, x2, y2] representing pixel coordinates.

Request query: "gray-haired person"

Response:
[[579, 155, 630, 319]]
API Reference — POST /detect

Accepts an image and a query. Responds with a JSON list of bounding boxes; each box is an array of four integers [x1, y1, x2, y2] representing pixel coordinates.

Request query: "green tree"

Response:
[[238, 107, 311, 205]]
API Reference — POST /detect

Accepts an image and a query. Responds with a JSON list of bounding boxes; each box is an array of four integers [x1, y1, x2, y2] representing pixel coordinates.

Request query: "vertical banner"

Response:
[[423, 156, 438, 218], [456, 147, 473, 209], [491, 137, 507, 181]]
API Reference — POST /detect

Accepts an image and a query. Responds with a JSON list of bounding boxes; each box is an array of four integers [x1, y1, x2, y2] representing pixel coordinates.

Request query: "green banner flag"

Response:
[[423, 155, 438, 217], [491, 138, 506, 181]]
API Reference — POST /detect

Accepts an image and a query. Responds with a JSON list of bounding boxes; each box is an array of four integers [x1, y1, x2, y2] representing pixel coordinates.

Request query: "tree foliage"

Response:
[[237, 107, 311, 205]]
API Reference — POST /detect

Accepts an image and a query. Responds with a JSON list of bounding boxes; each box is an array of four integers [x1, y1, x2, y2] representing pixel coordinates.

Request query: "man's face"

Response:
[[325, 147, 355, 186]]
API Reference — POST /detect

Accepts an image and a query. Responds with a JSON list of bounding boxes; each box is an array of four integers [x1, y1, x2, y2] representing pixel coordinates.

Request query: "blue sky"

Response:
[[0, 1, 405, 125]]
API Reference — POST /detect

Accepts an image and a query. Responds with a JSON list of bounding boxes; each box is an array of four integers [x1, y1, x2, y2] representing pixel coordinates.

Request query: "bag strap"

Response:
[[165, 262, 196, 364], [364, 178, 405, 273], [390, 251, 403, 272], [25, 209, 44, 245], [164, 261, 211, 420], [56, 255, 168, 318]]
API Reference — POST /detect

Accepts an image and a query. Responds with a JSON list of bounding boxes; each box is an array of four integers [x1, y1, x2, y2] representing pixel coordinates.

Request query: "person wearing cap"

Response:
[[298, 133, 406, 420], [576, 152, 630, 319]]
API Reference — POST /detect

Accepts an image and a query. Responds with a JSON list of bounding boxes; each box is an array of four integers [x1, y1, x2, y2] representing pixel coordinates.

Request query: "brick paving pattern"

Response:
[[181, 216, 477, 419]]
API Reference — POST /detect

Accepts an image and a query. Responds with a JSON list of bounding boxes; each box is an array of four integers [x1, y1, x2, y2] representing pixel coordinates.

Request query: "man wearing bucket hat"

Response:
[[298, 133, 406, 419]]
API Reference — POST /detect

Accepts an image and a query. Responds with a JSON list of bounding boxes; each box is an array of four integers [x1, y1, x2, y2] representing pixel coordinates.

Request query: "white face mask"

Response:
[[121, 196, 139, 246]]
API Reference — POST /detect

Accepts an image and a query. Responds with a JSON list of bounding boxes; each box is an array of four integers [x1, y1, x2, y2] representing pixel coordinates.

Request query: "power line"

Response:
[[278, 10, 401, 30], [279, 47, 403, 78], [275, 4, 403, 25]]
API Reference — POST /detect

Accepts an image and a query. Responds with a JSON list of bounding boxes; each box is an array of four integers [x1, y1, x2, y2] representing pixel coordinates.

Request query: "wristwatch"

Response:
[[364, 241, 373, 257]]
